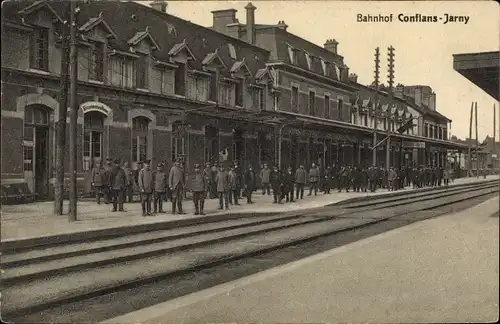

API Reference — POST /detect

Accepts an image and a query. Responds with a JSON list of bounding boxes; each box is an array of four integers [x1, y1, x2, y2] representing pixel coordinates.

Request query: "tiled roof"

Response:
[[4, 1, 270, 78]]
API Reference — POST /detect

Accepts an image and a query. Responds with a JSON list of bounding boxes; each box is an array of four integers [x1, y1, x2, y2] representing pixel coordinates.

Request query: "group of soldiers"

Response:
[[91, 157, 453, 216]]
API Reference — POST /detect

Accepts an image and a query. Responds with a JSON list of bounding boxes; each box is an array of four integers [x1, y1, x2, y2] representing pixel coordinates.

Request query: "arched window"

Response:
[[23, 105, 49, 172], [172, 121, 186, 162], [132, 116, 150, 163], [83, 111, 105, 171]]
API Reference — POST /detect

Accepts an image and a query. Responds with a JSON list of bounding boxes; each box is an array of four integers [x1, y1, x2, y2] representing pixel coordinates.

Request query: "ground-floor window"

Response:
[[132, 116, 150, 163], [232, 129, 244, 164], [83, 111, 105, 170], [172, 121, 186, 162], [204, 125, 219, 163]]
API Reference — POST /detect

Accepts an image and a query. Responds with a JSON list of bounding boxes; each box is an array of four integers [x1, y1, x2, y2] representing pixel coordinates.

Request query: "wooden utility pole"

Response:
[[68, 1, 78, 221], [468, 102, 473, 176], [475, 101, 479, 178], [54, 11, 70, 216], [494, 104, 497, 172]]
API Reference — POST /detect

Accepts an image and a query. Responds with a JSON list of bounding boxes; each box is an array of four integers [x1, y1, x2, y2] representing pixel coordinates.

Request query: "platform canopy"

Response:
[[453, 51, 499, 100]]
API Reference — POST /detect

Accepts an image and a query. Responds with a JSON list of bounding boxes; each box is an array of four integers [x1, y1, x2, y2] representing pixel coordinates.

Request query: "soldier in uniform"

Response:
[[368, 165, 378, 192], [109, 159, 127, 212], [122, 162, 134, 203], [215, 164, 230, 209], [283, 166, 295, 202], [244, 165, 256, 204], [210, 162, 218, 199], [308, 163, 320, 196], [295, 165, 306, 199], [338, 165, 350, 192], [153, 163, 167, 214], [228, 166, 240, 205], [190, 164, 207, 215], [138, 160, 154, 216], [323, 165, 332, 194], [91, 160, 106, 204], [270, 165, 283, 204], [169, 158, 186, 214], [103, 158, 113, 204], [203, 162, 212, 199], [360, 166, 368, 192]]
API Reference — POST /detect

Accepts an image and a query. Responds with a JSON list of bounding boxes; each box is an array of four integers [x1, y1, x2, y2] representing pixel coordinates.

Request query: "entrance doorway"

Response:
[[23, 105, 50, 199], [35, 127, 49, 198]]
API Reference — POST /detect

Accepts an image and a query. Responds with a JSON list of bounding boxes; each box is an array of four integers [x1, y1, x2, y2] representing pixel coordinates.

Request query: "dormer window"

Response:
[[30, 28, 49, 71], [136, 55, 148, 89], [235, 78, 243, 107], [320, 59, 328, 76], [175, 62, 186, 95], [228, 44, 237, 60], [305, 52, 312, 70], [89, 42, 104, 81]]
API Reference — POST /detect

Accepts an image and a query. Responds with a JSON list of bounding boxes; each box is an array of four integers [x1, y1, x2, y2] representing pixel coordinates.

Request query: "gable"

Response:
[[230, 58, 252, 77], [128, 26, 161, 52], [79, 12, 118, 40], [202, 49, 226, 69], [19, 1, 63, 24], [168, 39, 196, 61]]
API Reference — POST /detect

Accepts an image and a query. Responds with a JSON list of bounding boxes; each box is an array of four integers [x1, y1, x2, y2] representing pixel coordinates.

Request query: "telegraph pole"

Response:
[[493, 104, 496, 173], [387, 46, 395, 93], [54, 11, 70, 215], [468, 102, 473, 176], [68, 0, 78, 221], [387, 45, 396, 169], [372, 47, 380, 166], [475, 101, 479, 178]]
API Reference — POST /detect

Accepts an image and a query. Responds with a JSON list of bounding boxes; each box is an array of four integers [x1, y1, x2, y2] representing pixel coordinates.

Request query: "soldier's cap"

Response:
[[175, 158, 181, 163], [106, 158, 112, 162], [144, 160, 151, 164], [157, 163, 162, 167], [113, 159, 120, 164], [194, 164, 201, 168]]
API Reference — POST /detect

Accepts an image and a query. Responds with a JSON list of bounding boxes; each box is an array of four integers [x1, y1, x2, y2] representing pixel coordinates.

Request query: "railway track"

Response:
[[2, 180, 498, 321]]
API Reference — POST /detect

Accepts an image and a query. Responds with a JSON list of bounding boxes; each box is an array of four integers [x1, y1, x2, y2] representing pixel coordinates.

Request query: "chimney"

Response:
[[414, 87, 422, 107], [324, 39, 338, 54], [212, 9, 238, 34], [277, 20, 288, 31], [429, 92, 436, 111], [340, 65, 349, 82], [151, 1, 168, 13], [245, 2, 256, 44], [348, 73, 358, 83], [394, 83, 404, 99]]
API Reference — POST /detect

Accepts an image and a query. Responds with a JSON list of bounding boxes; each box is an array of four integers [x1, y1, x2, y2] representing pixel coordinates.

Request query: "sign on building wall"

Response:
[[402, 141, 425, 149], [80, 101, 112, 116]]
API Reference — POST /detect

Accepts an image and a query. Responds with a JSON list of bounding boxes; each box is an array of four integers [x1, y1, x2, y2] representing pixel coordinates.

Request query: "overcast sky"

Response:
[[141, 0, 499, 141]]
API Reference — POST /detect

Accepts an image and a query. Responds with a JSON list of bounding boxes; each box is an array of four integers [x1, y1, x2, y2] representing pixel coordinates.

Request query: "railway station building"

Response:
[[1, 0, 468, 200]]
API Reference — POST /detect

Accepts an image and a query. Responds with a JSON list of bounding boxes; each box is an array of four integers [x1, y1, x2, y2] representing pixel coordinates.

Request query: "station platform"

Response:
[[103, 195, 499, 324], [1, 175, 498, 244]]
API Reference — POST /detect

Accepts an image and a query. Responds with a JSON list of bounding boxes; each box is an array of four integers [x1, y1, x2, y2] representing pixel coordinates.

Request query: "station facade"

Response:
[[1, 0, 467, 200]]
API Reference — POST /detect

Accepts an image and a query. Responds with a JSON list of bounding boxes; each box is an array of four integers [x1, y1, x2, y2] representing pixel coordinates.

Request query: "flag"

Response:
[[219, 148, 229, 162], [397, 117, 414, 134]]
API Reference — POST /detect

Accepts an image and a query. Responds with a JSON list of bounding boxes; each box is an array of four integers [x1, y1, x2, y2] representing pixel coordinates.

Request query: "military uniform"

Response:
[[91, 163, 106, 204], [191, 164, 207, 215], [169, 159, 186, 214], [270, 167, 283, 203], [138, 162, 154, 216], [153, 164, 167, 213], [283, 167, 295, 202]]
